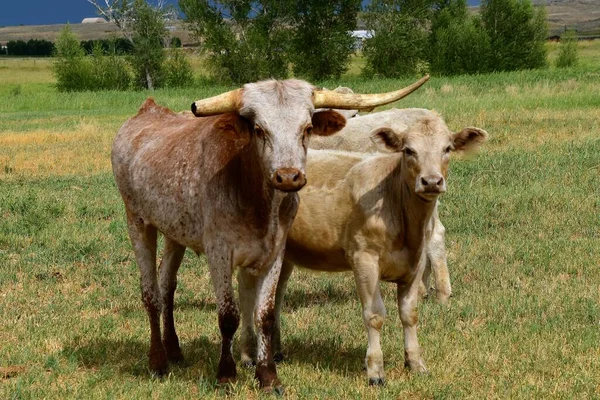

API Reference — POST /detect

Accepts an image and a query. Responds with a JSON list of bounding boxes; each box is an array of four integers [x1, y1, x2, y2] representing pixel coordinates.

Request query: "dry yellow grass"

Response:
[[0, 120, 114, 177]]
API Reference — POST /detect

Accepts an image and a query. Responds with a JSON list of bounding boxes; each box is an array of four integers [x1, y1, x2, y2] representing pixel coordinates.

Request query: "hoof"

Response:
[[273, 352, 285, 363], [167, 349, 184, 363], [150, 366, 169, 379], [405, 359, 429, 374], [149, 352, 169, 378], [368, 377, 385, 386], [217, 375, 237, 385]]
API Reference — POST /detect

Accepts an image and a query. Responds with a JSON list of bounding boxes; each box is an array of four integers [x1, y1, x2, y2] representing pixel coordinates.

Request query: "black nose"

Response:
[[271, 168, 307, 192]]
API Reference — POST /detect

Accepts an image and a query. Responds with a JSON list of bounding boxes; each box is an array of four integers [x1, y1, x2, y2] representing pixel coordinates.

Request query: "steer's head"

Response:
[[370, 116, 488, 202], [191, 76, 430, 192]]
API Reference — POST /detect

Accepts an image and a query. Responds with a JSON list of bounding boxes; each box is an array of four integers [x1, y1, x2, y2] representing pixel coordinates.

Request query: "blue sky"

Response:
[[1, 1, 480, 27]]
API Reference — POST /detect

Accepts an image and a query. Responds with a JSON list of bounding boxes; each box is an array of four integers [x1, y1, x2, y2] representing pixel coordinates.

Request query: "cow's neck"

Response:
[[389, 167, 437, 254]]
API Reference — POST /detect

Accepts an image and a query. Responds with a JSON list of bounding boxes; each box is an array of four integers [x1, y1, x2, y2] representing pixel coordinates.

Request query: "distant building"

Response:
[[82, 17, 107, 24], [350, 30, 374, 50]]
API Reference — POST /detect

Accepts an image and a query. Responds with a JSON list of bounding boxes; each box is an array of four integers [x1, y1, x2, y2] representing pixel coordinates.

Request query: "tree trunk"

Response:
[[146, 67, 154, 90]]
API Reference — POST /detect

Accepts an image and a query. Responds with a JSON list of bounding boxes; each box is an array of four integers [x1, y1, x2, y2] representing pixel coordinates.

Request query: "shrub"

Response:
[[170, 37, 182, 48], [53, 25, 95, 92], [164, 48, 194, 88], [555, 29, 578, 68], [91, 41, 132, 90], [53, 26, 132, 92]]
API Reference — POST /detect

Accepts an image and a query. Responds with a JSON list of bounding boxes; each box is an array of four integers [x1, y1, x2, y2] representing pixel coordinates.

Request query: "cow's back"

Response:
[[309, 108, 439, 153]]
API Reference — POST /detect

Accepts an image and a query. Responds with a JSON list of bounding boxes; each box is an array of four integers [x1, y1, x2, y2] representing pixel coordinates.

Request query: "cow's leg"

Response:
[[126, 211, 167, 376], [253, 251, 285, 392], [419, 258, 432, 299], [272, 259, 294, 362], [238, 269, 257, 368], [158, 237, 186, 362], [207, 250, 239, 385], [397, 267, 428, 374], [429, 218, 451, 303], [352, 252, 387, 386]]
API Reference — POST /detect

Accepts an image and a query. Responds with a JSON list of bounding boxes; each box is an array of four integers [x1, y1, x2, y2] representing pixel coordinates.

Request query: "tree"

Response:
[[129, 0, 169, 89], [180, 0, 292, 84], [362, 0, 431, 78], [428, 0, 491, 75], [289, 0, 361, 81], [87, 0, 177, 89], [481, 0, 547, 72], [555, 29, 578, 68], [52, 25, 92, 91]]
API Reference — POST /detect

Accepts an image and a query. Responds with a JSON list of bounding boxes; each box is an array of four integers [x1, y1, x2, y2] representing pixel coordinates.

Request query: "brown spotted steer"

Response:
[[111, 77, 429, 392]]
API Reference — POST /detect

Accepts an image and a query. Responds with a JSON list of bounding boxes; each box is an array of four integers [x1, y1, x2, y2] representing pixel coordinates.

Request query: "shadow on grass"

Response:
[[282, 284, 356, 312], [61, 336, 220, 382], [280, 335, 365, 375]]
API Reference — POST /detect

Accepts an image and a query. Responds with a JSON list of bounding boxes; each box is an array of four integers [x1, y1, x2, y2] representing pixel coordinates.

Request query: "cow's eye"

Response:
[[404, 147, 416, 157], [254, 125, 264, 138]]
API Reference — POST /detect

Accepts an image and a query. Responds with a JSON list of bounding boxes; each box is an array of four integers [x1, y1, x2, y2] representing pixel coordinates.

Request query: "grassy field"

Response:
[[1, 42, 599, 398]]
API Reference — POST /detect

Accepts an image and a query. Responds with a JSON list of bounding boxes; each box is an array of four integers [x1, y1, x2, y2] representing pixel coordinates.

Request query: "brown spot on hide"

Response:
[[369, 314, 384, 331]]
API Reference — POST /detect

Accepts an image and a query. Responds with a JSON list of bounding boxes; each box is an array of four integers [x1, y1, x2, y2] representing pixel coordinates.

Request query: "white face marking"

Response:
[[239, 80, 315, 178]]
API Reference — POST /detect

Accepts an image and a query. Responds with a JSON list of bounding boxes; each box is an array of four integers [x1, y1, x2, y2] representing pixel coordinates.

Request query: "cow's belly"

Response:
[[284, 240, 350, 272]]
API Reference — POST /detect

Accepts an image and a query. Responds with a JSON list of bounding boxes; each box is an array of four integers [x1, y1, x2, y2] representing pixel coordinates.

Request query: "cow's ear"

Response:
[[312, 110, 346, 136], [452, 127, 488, 151], [370, 127, 403, 152]]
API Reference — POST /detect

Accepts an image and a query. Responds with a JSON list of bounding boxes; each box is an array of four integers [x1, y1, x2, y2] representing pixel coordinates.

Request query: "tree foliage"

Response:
[[362, 0, 431, 78], [481, 0, 547, 71], [180, 0, 292, 84], [87, 0, 185, 90], [428, 0, 491, 75], [7, 39, 54, 56], [52, 25, 93, 92], [128, 0, 169, 89], [555, 29, 578, 68], [289, 0, 361, 81]]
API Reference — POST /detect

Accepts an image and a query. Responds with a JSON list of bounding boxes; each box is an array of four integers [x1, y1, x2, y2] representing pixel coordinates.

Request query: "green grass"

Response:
[[1, 41, 600, 398]]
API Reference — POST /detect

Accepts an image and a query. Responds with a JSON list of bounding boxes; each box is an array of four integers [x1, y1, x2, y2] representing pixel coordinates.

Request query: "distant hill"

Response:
[[1, 0, 599, 46], [470, 0, 600, 36]]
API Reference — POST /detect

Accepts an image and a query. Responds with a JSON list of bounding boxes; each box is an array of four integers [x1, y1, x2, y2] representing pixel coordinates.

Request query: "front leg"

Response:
[[253, 250, 285, 393], [238, 269, 257, 368], [351, 252, 387, 386], [207, 249, 239, 385], [397, 256, 428, 373]]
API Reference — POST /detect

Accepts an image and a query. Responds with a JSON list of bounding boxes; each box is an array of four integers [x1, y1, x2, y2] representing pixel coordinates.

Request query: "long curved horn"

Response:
[[312, 75, 429, 111], [191, 88, 243, 117]]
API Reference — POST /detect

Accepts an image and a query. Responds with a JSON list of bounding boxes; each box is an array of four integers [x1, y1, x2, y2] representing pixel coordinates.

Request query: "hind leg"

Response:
[[159, 237, 186, 362], [126, 210, 166, 376], [272, 259, 294, 362]]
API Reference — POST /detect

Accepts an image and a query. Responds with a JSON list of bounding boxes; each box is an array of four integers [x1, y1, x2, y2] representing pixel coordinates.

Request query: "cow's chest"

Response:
[[379, 246, 414, 282]]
